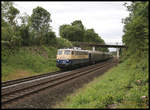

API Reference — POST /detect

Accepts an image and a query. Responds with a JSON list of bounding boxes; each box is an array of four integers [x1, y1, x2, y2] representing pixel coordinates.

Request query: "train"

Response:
[[56, 47, 112, 69]]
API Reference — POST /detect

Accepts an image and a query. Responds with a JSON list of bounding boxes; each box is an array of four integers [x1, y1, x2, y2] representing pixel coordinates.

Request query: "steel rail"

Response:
[[2, 60, 111, 96], [2, 59, 116, 105]]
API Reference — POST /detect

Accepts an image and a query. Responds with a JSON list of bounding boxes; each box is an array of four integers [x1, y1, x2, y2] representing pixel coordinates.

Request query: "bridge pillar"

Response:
[[92, 46, 95, 51], [116, 48, 120, 59]]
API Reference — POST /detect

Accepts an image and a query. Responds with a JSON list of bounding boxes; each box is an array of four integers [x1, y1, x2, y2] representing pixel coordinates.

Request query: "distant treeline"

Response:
[[1, 1, 108, 52]]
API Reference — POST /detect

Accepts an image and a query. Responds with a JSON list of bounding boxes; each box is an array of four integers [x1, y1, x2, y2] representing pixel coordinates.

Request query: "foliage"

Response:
[[6, 5, 20, 25], [60, 24, 84, 42], [122, 2, 149, 62], [30, 6, 54, 45], [55, 37, 73, 48], [2, 2, 56, 47], [54, 59, 148, 108], [2, 1, 19, 25], [84, 29, 104, 43], [1, 1, 22, 47], [31, 6, 51, 32], [19, 17, 30, 45], [1, 2, 108, 51], [59, 20, 109, 52], [2, 46, 60, 81], [44, 31, 57, 44], [71, 20, 85, 30]]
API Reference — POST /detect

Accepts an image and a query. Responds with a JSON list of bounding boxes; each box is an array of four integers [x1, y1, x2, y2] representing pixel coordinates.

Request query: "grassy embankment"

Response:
[[2, 46, 59, 81], [2, 37, 72, 81], [54, 57, 149, 108]]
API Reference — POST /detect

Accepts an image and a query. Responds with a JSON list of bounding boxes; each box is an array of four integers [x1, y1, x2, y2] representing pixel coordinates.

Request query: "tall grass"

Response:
[[2, 37, 73, 81], [54, 58, 148, 108], [2, 45, 59, 81]]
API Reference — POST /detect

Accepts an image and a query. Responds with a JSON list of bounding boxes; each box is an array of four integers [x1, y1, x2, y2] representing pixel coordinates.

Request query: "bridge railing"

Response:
[[105, 42, 125, 45], [72, 42, 126, 48], [72, 41, 125, 45]]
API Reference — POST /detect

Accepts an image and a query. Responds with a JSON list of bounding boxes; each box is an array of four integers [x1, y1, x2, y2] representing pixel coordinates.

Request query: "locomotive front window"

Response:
[[72, 51, 74, 55], [64, 50, 71, 55], [57, 50, 63, 55]]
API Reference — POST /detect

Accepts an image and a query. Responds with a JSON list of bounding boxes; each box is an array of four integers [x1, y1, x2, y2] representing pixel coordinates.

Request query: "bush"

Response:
[[56, 37, 73, 48]]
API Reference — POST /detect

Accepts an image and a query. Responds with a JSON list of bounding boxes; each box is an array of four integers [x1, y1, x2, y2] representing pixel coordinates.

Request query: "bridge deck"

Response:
[[72, 42, 126, 48]]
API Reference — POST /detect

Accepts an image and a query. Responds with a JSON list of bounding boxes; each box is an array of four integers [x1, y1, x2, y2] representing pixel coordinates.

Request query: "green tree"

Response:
[[84, 29, 104, 43], [71, 20, 85, 30], [31, 6, 52, 45], [44, 31, 56, 44], [31, 6, 51, 32], [59, 25, 84, 42], [7, 6, 20, 25], [59, 24, 70, 38], [2, 1, 13, 22], [60, 20, 85, 42], [19, 14, 31, 46], [1, 1, 22, 47], [2, 1, 19, 26], [84, 29, 108, 52], [59, 20, 109, 52], [122, 1, 149, 60]]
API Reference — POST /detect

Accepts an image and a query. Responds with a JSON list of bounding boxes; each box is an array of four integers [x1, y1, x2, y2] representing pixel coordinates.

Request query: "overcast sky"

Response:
[[13, 1, 131, 51]]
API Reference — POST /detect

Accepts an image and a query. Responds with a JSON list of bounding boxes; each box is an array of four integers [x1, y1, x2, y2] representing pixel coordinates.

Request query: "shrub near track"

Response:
[[1, 37, 72, 82], [2, 46, 60, 81], [54, 58, 148, 108]]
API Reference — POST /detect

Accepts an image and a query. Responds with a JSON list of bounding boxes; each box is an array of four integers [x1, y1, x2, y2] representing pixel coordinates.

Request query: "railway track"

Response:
[[2, 59, 117, 106], [2, 70, 65, 87]]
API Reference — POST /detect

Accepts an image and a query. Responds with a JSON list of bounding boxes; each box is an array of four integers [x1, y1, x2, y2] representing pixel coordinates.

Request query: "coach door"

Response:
[[89, 53, 91, 62]]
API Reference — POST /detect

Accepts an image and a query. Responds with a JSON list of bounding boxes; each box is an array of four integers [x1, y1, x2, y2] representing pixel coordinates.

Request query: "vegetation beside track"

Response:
[[2, 45, 58, 81], [1, 1, 108, 82], [53, 58, 148, 108], [1, 1, 148, 108], [53, 2, 149, 108], [1, 37, 71, 81]]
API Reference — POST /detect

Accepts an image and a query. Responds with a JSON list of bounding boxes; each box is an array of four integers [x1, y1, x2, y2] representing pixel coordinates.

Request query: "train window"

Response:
[[75, 51, 79, 55], [72, 51, 74, 55], [64, 50, 71, 55], [57, 50, 63, 55], [83, 52, 86, 55], [76, 51, 78, 55], [78, 51, 80, 55], [75, 51, 78, 55]]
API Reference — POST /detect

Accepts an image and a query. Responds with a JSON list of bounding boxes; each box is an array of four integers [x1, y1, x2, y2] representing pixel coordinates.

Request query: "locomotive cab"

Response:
[[56, 49, 73, 68], [56, 48, 89, 68]]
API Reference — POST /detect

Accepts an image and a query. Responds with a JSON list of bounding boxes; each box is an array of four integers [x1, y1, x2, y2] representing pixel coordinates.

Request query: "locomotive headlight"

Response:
[[66, 60, 71, 63], [66, 60, 70, 63]]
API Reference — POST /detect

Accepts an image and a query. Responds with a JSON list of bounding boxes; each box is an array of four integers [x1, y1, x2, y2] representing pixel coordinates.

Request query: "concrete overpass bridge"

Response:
[[72, 42, 127, 59]]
